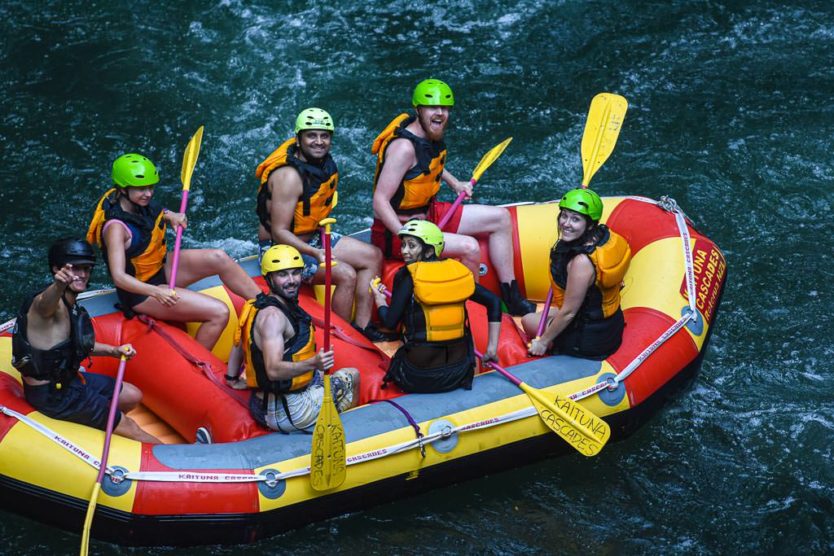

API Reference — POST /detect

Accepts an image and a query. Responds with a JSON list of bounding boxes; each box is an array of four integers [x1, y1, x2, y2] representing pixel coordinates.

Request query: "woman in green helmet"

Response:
[[370, 220, 502, 393], [523, 188, 632, 359], [87, 153, 262, 351]]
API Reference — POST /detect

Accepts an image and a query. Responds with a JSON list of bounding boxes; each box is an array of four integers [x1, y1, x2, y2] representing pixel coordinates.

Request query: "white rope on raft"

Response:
[[0, 403, 539, 487]]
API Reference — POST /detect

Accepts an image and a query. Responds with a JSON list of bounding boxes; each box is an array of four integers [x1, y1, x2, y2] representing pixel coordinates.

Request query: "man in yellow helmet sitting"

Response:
[[237, 244, 360, 432]]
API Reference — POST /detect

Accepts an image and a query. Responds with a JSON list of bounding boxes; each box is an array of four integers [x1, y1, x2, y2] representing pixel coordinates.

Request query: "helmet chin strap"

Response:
[[118, 188, 145, 211]]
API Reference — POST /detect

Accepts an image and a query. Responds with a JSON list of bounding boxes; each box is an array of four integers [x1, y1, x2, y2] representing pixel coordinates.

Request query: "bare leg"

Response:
[[312, 259, 356, 322], [117, 382, 143, 413], [330, 237, 383, 328], [169, 249, 261, 300], [521, 308, 557, 338], [134, 288, 229, 350], [439, 233, 481, 278], [457, 204, 516, 283]]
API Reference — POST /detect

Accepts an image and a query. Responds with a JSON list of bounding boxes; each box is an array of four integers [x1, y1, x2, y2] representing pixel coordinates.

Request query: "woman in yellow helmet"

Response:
[[371, 220, 501, 393]]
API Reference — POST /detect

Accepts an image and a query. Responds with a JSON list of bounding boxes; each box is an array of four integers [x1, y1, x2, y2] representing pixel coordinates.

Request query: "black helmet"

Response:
[[48, 238, 96, 271]]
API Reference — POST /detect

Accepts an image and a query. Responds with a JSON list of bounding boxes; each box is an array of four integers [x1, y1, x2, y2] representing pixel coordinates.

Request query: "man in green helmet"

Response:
[[255, 108, 394, 342], [371, 79, 536, 316]]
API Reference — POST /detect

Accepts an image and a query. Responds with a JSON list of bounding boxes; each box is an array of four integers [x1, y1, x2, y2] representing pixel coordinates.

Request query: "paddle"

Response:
[[310, 217, 347, 491], [437, 137, 513, 230], [372, 286, 609, 456], [477, 351, 610, 456], [79, 354, 128, 556], [534, 93, 628, 343], [168, 125, 205, 290]]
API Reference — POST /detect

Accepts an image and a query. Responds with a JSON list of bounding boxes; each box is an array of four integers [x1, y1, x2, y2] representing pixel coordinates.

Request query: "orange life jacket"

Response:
[[404, 259, 475, 342], [255, 138, 338, 235], [550, 225, 631, 320], [86, 188, 167, 282], [371, 114, 447, 213]]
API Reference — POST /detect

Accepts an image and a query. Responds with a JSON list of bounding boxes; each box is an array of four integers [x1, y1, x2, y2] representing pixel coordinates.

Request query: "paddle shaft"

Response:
[[80, 354, 127, 555], [323, 228, 332, 351], [535, 288, 554, 339], [437, 178, 475, 231], [167, 192, 190, 290]]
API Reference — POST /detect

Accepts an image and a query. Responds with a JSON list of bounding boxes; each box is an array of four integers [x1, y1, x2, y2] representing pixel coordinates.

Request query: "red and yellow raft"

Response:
[[0, 196, 726, 546]]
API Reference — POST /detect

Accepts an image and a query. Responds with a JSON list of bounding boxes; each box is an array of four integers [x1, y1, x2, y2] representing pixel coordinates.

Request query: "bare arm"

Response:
[[30, 264, 75, 319], [92, 342, 136, 359], [256, 307, 333, 381], [441, 168, 472, 199], [268, 168, 322, 259], [373, 138, 416, 233], [532, 255, 595, 354]]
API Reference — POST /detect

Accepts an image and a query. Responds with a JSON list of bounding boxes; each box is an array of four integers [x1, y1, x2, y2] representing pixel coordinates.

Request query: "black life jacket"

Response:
[[240, 293, 317, 395], [11, 289, 96, 387]]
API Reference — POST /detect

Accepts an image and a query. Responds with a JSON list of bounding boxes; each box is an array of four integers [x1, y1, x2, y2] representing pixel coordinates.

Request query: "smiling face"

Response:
[[416, 105, 450, 142], [296, 130, 332, 162], [558, 208, 591, 242], [123, 185, 155, 207], [54, 263, 93, 294], [267, 268, 302, 300]]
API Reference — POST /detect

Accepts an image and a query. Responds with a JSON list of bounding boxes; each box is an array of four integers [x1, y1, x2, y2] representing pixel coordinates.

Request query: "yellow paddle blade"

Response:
[[331, 190, 338, 209], [471, 137, 512, 183], [519, 381, 611, 456], [180, 125, 205, 192], [79, 482, 101, 555], [310, 375, 346, 491], [581, 93, 627, 187]]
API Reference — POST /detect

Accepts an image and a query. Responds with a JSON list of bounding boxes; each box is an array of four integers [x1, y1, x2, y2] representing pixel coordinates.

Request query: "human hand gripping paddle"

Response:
[[79, 353, 128, 556], [534, 93, 628, 341], [371, 286, 610, 456], [310, 217, 347, 491], [436, 137, 513, 230], [167, 125, 205, 291]]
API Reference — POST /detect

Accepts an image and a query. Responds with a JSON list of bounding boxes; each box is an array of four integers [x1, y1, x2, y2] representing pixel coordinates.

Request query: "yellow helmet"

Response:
[[261, 245, 304, 275]]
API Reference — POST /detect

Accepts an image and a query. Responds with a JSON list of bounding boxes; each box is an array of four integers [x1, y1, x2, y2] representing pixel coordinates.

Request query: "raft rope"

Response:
[[0, 196, 703, 487], [0, 401, 537, 487], [565, 195, 699, 402]]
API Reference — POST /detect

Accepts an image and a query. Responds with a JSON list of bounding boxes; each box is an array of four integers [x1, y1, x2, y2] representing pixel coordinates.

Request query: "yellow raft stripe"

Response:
[[515, 198, 626, 302], [186, 284, 237, 361], [0, 412, 141, 513], [254, 368, 630, 509], [620, 237, 709, 348]]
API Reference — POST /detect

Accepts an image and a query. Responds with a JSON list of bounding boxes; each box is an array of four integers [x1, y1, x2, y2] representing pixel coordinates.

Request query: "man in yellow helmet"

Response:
[[371, 79, 535, 316], [255, 108, 393, 342], [237, 244, 360, 432]]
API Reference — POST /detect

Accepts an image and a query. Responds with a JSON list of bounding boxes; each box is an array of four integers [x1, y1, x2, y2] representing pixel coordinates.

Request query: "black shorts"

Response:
[[23, 372, 123, 431], [116, 267, 167, 310]]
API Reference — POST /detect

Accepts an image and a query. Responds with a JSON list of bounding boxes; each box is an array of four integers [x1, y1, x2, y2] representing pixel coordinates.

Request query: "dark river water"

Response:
[[1, 1, 833, 554]]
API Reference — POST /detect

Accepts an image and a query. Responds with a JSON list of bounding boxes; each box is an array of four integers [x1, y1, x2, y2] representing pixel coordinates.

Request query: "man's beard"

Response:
[[418, 113, 447, 142]]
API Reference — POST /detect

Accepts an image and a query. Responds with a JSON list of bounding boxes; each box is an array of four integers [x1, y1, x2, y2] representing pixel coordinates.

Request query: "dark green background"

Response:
[[1, 1, 832, 553]]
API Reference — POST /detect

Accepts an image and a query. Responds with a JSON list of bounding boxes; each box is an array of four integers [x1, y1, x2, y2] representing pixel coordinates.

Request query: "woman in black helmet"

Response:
[[12, 238, 159, 443]]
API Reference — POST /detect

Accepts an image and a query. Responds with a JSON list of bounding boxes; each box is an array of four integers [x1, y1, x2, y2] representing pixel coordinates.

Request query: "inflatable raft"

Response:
[[0, 196, 726, 546]]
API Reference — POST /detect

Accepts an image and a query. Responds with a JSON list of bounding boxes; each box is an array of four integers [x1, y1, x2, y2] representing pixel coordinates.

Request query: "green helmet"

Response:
[[398, 219, 445, 257], [412, 79, 454, 107], [294, 108, 335, 135], [112, 154, 159, 188], [559, 188, 603, 222]]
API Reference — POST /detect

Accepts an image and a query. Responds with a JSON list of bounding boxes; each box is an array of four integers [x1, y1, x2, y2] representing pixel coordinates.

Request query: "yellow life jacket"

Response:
[[86, 188, 167, 282], [550, 226, 631, 320], [255, 138, 339, 235], [371, 114, 447, 213], [405, 259, 475, 342], [235, 294, 316, 394]]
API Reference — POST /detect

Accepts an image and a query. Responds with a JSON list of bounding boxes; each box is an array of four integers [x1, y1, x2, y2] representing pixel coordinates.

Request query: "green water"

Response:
[[2, 1, 833, 553]]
